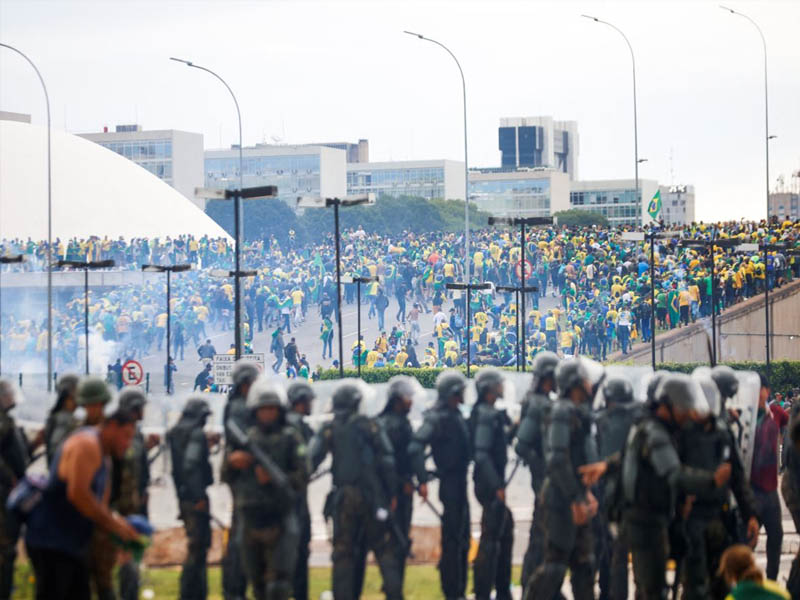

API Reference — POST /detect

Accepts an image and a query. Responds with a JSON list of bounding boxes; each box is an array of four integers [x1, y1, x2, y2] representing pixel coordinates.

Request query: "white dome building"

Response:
[[0, 120, 231, 241]]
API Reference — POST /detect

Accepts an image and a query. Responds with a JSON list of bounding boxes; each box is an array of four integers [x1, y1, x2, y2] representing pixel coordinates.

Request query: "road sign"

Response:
[[515, 259, 533, 280], [212, 353, 266, 386], [122, 360, 144, 386]]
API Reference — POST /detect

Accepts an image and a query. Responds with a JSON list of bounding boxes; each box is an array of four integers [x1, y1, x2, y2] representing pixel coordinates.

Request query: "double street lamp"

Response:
[[56, 259, 115, 375], [142, 264, 192, 394], [496, 284, 539, 372], [445, 281, 492, 376], [489, 216, 553, 371], [0, 254, 25, 376], [297, 194, 375, 378], [342, 275, 380, 377]]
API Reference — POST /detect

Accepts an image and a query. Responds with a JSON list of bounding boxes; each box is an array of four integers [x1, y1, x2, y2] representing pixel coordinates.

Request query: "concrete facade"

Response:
[[346, 159, 465, 201], [79, 125, 205, 209], [659, 184, 696, 226], [569, 178, 659, 227], [770, 192, 800, 221], [468, 168, 570, 217], [614, 279, 800, 365], [498, 116, 579, 180]]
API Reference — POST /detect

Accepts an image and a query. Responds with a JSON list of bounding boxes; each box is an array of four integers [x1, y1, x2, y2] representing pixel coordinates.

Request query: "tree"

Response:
[[553, 208, 609, 228], [205, 198, 300, 243]]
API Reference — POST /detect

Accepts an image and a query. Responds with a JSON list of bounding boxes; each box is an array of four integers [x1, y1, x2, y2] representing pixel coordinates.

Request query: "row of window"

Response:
[[101, 140, 172, 160], [347, 168, 445, 187], [570, 190, 640, 206], [205, 155, 321, 180], [140, 161, 172, 179]]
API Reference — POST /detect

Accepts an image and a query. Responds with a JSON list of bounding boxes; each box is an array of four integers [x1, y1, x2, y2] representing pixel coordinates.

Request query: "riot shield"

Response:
[[727, 371, 761, 479], [594, 365, 653, 410]]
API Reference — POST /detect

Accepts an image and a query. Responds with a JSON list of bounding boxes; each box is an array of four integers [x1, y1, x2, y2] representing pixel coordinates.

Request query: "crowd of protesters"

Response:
[[1, 217, 799, 378]]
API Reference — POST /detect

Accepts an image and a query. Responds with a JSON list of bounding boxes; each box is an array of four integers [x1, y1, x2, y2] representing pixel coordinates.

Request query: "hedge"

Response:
[[317, 361, 800, 394]]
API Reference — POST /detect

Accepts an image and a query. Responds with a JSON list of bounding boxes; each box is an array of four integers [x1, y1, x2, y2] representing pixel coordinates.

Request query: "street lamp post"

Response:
[[347, 275, 380, 378], [171, 57, 247, 358], [210, 267, 258, 353], [297, 194, 375, 378], [489, 216, 553, 371], [142, 264, 192, 394], [497, 285, 539, 371], [0, 254, 25, 376], [582, 16, 641, 225], [404, 31, 471, 283], [446, 282, 491, 377], [56, 260, 115, 374], [1, 43, 53, 391]]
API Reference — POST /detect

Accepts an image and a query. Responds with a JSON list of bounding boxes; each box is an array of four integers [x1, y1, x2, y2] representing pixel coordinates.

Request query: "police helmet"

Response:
[[383, 375, 416, 413], [601, 376, 634, 406], [117, 386, 147, 412], [654, 373, 708, 416], [246, 377, 288, 411], [436, 370, 467, 403], [55, 373, 80, 398], [555, 359, 590, 398], [77, 376, 112, 407], [475, 368, 504, 401], [646, 370, 670, 404], [231, 361, 260, 389], [711, 365, 739, 400], [182, 397, 212, 420], [531, 351, 559, 393], [332, 382, 363, 414], [287, 381, 315, 406]]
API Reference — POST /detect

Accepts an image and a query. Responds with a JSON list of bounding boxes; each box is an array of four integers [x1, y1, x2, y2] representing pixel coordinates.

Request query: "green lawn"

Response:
[[13, 562, 523, 599]]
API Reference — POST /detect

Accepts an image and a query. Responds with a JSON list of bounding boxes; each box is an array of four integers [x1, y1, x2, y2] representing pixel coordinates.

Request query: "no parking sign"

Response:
[[122, 360, 144, 386]]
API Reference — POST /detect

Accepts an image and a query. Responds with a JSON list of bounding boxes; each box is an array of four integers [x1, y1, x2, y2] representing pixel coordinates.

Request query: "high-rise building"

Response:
[[769, 192, 800, 220], [468, 168, 570, 218], [569, 179, 659, 227], [659, 184, 696, 226], [204, 143, 346, 208], [79, 124, 204, 208], [498, 117, 579, 180], [347, 159, 465, 201]]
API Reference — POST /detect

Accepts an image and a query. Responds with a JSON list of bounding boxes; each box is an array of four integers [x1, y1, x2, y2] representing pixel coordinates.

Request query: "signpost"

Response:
[[122, 359, 144, 386], [213, 353, 265, 386]]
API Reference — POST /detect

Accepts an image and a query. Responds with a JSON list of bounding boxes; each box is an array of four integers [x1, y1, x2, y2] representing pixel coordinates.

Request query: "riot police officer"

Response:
[[228, 377, 307, 600], [378, 376, 417, 583], [621, 373, 732, 600], [44, 373, 80, 466], [286, 380, 315, 600], [78, 375, 111, 426], [515, 351, 559, 585], [168, 397, 214, 600], [310, 382, 403, 600], [595, 375, 639, 600], [681, 370, 759, 600], [471, 368, 514, 600], [525, 358, 601, 600], [0, 379, 28, 600], [112, 386, 152, 600], [221, 360, 260, 600], [408, 370, 472, 600]]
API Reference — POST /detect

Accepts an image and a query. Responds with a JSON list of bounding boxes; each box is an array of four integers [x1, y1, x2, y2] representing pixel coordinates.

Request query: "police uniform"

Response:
[[44, 374, 80, 467], [310, 383, 403, 600], [408, 371, 471, 600], [470, 369, 514, 600], [621, 375, 719, 600], [525, 360, 598, 600], [238, 379, 307, 600], [286, 382, 315, 600], [168, 398, 214, 600], [515, 352, 559, 585], [221, 362, 260, 600], [377, 377, 416, 582]]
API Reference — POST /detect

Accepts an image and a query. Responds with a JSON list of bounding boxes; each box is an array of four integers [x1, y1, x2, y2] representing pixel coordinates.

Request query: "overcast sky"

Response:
[[1, 0, 798, 221]]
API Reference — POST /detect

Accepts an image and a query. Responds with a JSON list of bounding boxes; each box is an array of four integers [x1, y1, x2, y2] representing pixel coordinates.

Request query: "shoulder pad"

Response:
[[551, 399, 573, 422], [642, 419, 672, 449]]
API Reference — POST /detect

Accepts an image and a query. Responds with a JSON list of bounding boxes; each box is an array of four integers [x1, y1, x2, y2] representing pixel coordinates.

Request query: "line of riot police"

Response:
[[0, 353, 783, 600]]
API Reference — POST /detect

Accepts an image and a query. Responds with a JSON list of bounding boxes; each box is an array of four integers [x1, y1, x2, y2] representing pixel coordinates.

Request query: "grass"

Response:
[[13, 562, 523, 599]]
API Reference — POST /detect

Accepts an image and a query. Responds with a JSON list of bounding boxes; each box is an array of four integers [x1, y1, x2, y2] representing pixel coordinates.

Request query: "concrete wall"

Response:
[[172, 130, 205, 210], [617, 279, 800, 364]]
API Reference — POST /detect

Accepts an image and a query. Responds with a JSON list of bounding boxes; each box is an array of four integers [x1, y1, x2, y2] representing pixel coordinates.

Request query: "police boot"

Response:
[[523, 564, 567, 600]]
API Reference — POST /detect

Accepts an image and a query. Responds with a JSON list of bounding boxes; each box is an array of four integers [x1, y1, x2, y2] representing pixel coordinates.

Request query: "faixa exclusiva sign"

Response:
[[212, 353, 265, 385]]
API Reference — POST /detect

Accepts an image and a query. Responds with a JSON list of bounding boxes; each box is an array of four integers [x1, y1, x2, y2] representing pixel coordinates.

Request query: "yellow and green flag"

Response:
[[647, 189, 662, 220]]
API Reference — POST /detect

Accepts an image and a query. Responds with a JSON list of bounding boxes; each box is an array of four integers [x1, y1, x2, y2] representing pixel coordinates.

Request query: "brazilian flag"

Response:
[[647, 190, 662, 221], [667, 289, 680, 327]]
